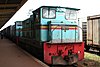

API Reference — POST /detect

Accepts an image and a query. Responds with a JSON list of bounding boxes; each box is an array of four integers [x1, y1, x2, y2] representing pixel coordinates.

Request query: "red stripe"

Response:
[[69, 28, 78, 30]]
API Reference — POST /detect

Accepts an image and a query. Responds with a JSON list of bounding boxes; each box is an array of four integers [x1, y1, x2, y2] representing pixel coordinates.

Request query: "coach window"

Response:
[[42, 8, 56, 19]]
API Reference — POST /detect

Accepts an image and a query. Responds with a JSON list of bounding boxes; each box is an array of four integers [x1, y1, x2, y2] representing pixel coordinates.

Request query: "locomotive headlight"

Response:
[[78, 51, 81, 54]]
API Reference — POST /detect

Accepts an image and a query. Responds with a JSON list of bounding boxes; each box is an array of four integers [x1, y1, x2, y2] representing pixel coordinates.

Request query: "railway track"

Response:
[[85, 49, 100, 56]]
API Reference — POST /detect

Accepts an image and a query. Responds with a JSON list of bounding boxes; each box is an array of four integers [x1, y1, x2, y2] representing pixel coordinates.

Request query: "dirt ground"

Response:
[[78, 52, 100, 67]]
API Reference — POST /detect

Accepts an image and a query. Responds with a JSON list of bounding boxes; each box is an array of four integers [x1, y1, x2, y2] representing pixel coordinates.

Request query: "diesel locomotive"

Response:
[[2, 6, 84, 65]]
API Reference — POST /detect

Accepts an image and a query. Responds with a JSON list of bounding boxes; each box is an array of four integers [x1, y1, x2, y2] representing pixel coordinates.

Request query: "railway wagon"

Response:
[[4, 26, 11, 39], [15, 21, 23, 44], [82, 22, 87, 47], [87, 15, 100, 52], [9, 25, 16, 42], [16, 6, 84, 65], [1, 25, 16, 41]]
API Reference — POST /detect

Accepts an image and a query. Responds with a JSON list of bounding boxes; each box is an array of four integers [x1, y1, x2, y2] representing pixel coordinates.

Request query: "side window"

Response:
[[36, 14, 39, 22], [33, 12, 36, 22], [33, 12, 39, 22]]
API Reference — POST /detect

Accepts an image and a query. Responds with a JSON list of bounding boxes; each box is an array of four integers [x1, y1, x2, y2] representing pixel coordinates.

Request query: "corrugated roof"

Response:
[[0, 0, 27, 29]]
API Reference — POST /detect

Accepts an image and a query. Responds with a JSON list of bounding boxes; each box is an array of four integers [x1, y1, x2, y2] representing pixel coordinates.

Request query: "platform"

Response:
[[0, 37, 48, 67]]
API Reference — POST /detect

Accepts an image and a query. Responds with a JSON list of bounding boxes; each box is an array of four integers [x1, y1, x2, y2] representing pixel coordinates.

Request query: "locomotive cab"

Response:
[[40, 6, 81, 42]]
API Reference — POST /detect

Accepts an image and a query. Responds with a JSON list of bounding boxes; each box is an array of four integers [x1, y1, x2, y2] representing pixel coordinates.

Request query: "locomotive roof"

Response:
[[32, 6, 80, 13], [40, 6, 80, 11]]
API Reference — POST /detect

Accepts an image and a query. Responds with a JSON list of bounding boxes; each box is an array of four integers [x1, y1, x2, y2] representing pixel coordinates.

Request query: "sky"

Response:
[[1, 0, 100, 30]]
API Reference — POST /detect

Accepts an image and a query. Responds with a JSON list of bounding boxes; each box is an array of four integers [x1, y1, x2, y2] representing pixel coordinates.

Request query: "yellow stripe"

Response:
[[41, 26, 77, 29], [41, 26, 61, 28], [41, 26, 47, 28]]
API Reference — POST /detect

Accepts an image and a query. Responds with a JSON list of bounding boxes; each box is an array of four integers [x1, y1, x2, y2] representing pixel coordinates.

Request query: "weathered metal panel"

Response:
[[87, 20, 93, 45], [87, 15, 100, 46], [44, 42, 84, 65], [98, 19, 100, 44], [93, 19, 99, 45]]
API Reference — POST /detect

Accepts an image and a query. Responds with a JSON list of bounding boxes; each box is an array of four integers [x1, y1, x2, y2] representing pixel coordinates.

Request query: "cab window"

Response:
[[42, 8, 56, 19], [65, 9, 77, 20]]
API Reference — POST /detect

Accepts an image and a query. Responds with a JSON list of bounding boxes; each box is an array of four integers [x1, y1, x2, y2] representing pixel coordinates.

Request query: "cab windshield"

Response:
[[42, 8, 77, 20], [65, 9, 77, 20], [42, 8, 56, 19]]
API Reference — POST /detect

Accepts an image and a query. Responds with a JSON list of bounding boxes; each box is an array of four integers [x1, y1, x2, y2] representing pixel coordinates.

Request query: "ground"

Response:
[[78, 52, 100, 67]]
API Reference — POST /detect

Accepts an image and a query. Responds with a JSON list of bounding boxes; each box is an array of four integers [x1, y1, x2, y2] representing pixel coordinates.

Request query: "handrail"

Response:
[[48, 21, 83, 43]]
